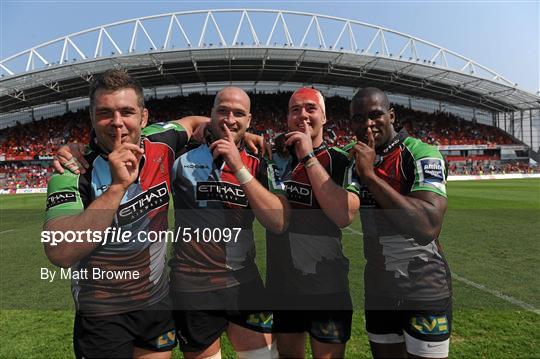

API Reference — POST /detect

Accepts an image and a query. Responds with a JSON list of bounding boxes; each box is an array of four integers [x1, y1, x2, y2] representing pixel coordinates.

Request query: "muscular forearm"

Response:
[[240, 180, 290, 234], [44, 185, 126, 268], [306, 160, 359, 228], [362, 172, 446, 244]]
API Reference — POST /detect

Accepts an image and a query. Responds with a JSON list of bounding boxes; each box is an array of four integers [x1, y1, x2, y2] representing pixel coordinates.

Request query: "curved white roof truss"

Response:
[[1, 9, 539, 114]]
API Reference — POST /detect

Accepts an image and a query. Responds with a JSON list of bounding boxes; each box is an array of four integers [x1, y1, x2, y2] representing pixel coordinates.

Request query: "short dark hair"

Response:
[[89, 69, 144, 115], [351, 87, 390, 110]]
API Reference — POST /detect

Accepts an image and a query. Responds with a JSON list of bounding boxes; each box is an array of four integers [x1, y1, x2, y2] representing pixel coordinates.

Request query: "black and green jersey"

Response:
[[346, 130, 452, 301], [266, 143, 357, 296], [45, 122, 188, 316]]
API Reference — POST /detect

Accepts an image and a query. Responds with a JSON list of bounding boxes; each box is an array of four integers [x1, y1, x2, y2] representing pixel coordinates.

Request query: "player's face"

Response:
[[211, 88, 251, 145], [91, 88, 148, 152], [287, 93, 326, 143], [350, 94, 396, 150]]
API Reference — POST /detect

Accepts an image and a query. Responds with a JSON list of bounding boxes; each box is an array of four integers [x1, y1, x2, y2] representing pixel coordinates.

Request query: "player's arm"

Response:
[[235, 173, 290, 234], [303, 157, 360, 228], [172, 115, 210, 139], [351, 129, 447, 245], [210, 125, 290, 233], [44, 130, 143, 268], [286, 121, 359, 228], [44, 184, 127, 268]]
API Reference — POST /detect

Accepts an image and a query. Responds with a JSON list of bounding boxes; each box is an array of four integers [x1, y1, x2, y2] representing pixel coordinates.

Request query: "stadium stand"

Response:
[[0, 92, 536, 189]]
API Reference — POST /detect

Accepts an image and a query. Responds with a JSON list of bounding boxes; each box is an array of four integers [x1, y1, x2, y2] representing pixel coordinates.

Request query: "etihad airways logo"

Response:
[[196, 181, 248, 207], [285, 180, 312, 206], [117, 182, 169, 225], [46, 191, 77, 209]]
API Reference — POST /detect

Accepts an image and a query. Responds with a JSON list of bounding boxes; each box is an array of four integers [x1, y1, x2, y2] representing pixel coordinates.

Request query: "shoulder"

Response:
[[328, 145, 353, 166], [402, 136, 443, 160], [142, 122, 186, 136]]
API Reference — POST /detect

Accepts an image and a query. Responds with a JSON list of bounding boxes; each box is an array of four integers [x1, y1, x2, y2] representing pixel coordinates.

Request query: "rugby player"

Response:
[[266, 88, 360, 358], [169, 87, 288, 359], [348, 87, 452, 359], [43, 69, 201, 358], [51, 87, 278, 359]]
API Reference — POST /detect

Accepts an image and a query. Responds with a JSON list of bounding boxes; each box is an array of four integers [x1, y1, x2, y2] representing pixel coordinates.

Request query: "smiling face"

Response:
[[350, 92, 396, 151], [91, 88, 148, 153], [210, 87, 252, 145], [287, 88, 327, 147]]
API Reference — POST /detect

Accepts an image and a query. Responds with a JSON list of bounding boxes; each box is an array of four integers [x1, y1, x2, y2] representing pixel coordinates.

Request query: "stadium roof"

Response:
[[1, 9, 539, 116]]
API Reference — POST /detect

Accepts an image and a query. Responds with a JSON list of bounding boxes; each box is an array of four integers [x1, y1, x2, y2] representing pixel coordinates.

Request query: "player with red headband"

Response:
[[266, 87, 360, 358]]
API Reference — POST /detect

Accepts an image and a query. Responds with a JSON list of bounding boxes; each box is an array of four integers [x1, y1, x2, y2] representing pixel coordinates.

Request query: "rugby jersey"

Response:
[[45, 123, 188, 316], [169, 142, 283, 292], [266, 142, 356, 295], [345, 129, 452, 301]]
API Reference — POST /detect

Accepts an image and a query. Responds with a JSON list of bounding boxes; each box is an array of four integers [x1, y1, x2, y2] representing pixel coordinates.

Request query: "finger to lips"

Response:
[[302, 120, 310, 134], [366, 127, 375, 149], [222, 124, 234, 142], [114, 127, 122, 149]]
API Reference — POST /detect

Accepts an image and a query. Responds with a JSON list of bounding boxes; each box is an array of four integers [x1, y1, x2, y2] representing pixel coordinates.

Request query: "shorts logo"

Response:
[[46, 191, 77, 209], [196, 181, 248, 207], [246, 312, 273, 329], [117, 182, 169, 226], [285, 180, 312, 206], [410, 315, 449, 335], [154, 329, 176, 348], [314, 320, 342, 340]]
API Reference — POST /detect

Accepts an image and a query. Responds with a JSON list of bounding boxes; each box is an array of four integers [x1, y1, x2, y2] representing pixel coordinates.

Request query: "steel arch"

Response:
[[1, 9, 539, 114]]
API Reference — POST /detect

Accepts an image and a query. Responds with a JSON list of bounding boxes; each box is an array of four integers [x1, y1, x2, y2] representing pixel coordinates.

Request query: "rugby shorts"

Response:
[[73, 296, 176, 359], [172, 276, 272, 352], [271, 291, 353, 344], [365, 295, 452, 358]]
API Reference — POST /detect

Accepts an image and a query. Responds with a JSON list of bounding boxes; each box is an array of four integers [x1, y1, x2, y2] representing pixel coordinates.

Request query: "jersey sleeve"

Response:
[[403, 137, 447, 198], [256, 157, 286, 195], [142, 122, 189, 158], [331, 146, 360, 196], [45, 172, 87, 222]]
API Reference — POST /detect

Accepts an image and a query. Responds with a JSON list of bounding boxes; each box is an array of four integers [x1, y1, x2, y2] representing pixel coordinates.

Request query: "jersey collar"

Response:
[[379, 129, 408, 156]]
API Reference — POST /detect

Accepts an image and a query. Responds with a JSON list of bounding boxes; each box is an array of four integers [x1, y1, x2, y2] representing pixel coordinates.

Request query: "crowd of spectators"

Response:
[[0, 92, 534, 190], [0, 162, 52, 191], [448, 159, 537, 175]]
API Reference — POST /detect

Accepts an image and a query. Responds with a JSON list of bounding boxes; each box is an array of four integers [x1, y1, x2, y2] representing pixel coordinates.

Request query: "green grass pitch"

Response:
[[1, 179, 539, 358]]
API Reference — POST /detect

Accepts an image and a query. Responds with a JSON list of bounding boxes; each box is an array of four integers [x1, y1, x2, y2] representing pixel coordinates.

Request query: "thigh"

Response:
[[310, 336, 346, 359], [226, 277, 274, 334], [172, 310, 228, 353], [307, 292, 353, 345], [364, 307, 408, 358], [403, 298, 452, 358], [272, 310, 307, 334], [132, 297, 177, 354], [74, 312, 134, 359], [226, 322, 273, 352], [308, 309, 353, 345], [276, 333, 307, 359]]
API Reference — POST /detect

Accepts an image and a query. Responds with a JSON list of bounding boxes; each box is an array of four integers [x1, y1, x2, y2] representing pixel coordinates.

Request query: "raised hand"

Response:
[[209, 124, 244, 173], [285, 120, 313, 159], [53, 143, 89, 174], [108, 127, 144, 190], [350, 127, 376, 181], [244, 132, 270, 159]]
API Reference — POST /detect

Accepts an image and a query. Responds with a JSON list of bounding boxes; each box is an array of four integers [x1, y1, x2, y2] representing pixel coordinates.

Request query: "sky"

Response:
[[0, 0, 539, 94]]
